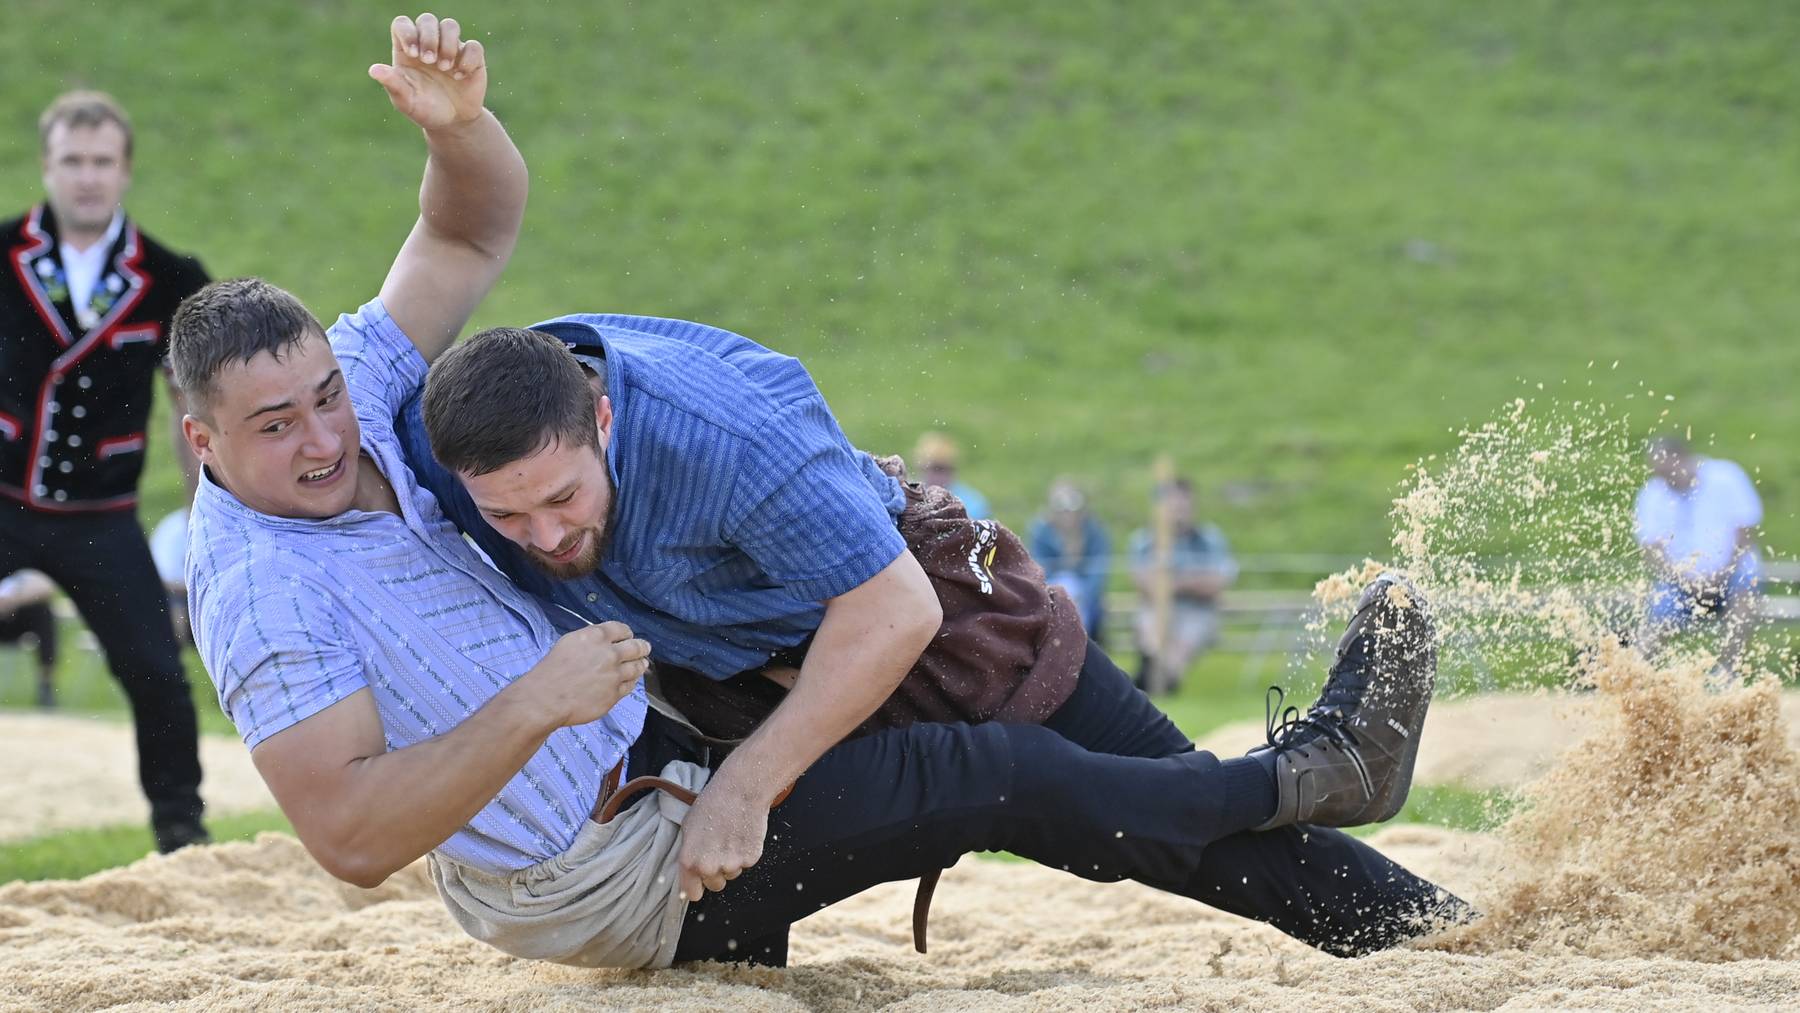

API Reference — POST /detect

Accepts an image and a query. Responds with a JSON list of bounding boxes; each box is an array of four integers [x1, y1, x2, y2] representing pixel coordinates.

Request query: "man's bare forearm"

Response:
[[303, 684, 558, 887], [419, 109, 527, 260], [706, 553, 941, 807]]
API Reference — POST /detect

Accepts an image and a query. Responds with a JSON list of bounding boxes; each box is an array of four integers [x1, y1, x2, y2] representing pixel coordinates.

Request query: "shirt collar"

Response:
[[194, 449, 391, 533], [56, 208, 125, 258]]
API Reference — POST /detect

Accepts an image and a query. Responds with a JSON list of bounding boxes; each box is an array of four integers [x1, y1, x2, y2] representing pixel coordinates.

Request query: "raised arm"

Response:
[[370, 13, 528, 362]]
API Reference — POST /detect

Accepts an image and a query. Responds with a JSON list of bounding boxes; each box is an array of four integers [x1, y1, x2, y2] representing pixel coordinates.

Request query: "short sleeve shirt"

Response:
[[1634, 457, 1762, 579]]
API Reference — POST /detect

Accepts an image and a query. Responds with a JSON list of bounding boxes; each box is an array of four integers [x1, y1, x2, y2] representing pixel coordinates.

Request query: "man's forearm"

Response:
[[707, 554, 941, 805], [419, 109, 527, 260], [307, 685, 556, 886]]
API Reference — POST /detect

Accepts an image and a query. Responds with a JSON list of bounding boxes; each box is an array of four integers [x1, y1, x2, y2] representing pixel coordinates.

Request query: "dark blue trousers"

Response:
[[670, 642, 1464, 964]]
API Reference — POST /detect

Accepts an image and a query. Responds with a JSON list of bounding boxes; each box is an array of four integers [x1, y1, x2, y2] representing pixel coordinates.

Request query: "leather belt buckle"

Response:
[[590, 759, 624, 820]]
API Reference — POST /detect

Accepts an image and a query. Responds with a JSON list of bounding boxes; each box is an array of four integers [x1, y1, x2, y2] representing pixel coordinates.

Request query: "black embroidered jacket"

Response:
[[1, 205, 208, 512]]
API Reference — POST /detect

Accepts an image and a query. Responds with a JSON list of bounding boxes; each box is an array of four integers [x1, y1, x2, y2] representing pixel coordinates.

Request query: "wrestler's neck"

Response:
[[351, 452, 402, 515]]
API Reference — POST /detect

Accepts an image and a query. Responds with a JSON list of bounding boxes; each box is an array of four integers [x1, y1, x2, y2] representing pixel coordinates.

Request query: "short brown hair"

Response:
[[169, 279, 324, 415], [424, 327, 600, 476], [39, 91, 133, 159]]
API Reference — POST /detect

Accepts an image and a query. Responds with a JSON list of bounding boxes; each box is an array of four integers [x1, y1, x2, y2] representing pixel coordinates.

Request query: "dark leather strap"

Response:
[[599, 775, 941, 954], [913, 867, 943, 953]]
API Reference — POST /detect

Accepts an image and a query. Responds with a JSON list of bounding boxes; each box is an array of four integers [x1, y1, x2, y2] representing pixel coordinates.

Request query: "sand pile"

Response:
[[5, 826, 1798, 1011], [1437, 645, 1800, 961]]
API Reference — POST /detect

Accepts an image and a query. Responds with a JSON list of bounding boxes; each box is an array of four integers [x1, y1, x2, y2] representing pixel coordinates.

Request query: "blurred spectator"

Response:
[[150, 508, 191, 646], [1633, 436, 1762, 677], [1028, 478, 1111, 644], [0, 569, 59, 708], [1, 91, 211, 851], [912, 430, 989, 519], [1130, 478, 1237, 696]]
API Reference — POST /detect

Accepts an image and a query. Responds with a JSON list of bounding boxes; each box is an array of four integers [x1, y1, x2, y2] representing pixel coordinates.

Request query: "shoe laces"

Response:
[[1261, 684, 1358, 757]]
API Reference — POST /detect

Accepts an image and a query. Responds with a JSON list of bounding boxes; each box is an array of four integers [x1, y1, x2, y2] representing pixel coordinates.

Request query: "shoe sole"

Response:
[[1351, 572, 1437, 823]]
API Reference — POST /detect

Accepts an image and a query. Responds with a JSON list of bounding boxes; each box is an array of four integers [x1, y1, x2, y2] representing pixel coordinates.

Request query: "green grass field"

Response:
[[3, 0, 1795, 549], [1, 1, 1795, 878]]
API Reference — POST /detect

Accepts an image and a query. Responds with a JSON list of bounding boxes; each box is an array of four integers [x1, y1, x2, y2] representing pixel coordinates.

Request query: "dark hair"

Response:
[[424, 327, 600, 476], [168, 278, 324, 415], [40, 90, 133, 158]]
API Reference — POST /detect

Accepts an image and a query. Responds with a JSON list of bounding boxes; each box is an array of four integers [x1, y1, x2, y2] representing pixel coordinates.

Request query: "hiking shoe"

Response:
[[1250, 572, 1437, 830]]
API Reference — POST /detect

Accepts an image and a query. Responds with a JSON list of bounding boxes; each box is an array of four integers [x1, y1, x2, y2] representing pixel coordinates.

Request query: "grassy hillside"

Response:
[[3, 0, 1794, 558]]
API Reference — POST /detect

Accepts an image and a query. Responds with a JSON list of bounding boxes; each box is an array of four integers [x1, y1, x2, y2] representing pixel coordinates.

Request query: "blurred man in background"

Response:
[[0, 570, 59, 708], [1130, 477, 1236, 696], [1029, 478, 1112, 644], [912, 430, 989, 519], [0, 90, 210, 851], [1633, 436, 1762, 678]]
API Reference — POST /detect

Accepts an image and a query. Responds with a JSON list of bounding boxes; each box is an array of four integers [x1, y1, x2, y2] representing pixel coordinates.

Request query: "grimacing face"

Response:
[[42, 120, 131, 240], [183, 333, 363, 520], [459, 399, 617, 579]]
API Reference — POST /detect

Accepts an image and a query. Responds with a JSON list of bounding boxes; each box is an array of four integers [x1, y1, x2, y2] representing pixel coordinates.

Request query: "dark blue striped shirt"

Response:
[[399, 313, 906, 678]]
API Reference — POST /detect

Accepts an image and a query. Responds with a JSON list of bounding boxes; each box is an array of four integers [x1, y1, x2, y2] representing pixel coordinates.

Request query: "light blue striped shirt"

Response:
[[188, 299, 646, 874]]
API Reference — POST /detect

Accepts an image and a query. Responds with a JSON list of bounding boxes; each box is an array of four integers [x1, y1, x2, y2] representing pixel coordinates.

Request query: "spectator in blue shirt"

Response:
[[1129, 478, 1237, 696], [1028, 478, 1113, 644], [913, 430, 990, 519]]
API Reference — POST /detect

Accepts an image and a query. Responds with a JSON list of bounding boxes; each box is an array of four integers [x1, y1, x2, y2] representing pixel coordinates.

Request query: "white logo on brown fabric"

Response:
[[966, 520, 998, 595]]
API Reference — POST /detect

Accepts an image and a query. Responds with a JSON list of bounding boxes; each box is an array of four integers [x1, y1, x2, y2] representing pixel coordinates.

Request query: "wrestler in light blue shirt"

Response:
[[189, 300, 646, 874], [397, 313, 909, 681]]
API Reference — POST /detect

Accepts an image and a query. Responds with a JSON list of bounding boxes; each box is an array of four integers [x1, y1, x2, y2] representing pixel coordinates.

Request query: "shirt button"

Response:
[[77, 377, 92, 389], [71, 406, 86, 418], [586, 592, 598, 603], [67, 435, 82, 448]]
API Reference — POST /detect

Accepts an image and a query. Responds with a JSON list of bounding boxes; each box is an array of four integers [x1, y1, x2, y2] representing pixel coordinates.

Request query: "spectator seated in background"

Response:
[[912, 431, 989, 519], [1633, 436, 1762, 678], [0, 569, 59, 708], [1028, 478, 1111, 644], [150, 508, 191, 646], [1130, 477, 1236, 696]]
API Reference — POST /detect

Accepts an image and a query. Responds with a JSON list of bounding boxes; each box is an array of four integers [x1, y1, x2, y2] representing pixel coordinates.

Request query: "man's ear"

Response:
[[182, 414, 215, 467], [595, 394, 614, 446]]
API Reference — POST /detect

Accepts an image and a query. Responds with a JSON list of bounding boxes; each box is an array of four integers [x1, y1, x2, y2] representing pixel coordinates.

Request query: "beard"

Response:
[[522, 487, 619, 579]]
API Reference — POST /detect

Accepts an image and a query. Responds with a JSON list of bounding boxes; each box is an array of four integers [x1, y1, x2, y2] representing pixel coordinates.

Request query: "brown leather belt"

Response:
[[597, 774, 943, 954]]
